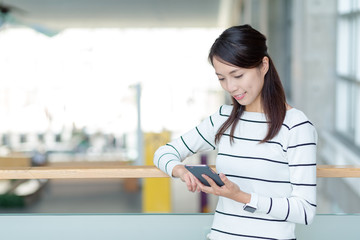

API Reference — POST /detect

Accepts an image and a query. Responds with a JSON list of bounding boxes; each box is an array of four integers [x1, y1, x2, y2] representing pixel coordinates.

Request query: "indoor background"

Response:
[[0, 0, 359, 215]]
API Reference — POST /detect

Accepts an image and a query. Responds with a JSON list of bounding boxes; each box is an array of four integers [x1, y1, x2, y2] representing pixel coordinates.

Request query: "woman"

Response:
[[154, 25, 317, 240]]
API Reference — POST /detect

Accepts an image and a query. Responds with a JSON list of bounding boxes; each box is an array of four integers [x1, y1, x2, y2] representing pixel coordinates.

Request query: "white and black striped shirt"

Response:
[[154, 105, 317, 240]]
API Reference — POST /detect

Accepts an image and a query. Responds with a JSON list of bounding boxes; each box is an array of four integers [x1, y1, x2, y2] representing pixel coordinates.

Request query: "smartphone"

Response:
[[185, 165, 224, 187]]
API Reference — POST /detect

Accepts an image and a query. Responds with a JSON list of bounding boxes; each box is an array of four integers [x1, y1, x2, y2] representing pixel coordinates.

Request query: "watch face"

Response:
[[244, 205, 256, 213]]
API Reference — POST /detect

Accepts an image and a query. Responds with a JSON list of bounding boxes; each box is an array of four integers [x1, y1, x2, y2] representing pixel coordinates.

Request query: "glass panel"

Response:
[[0, 213, 360, 240], [351, 17, 357, 76], [350, 83, 357, 136], [318, 177, 360, 214], [355, 85, 360, 147], [0, 179, 142, 213], [338, 0, 352, 13], [357, 15, 360, 81], [336, 80, 350, 134], [337, 18, 351, 76]]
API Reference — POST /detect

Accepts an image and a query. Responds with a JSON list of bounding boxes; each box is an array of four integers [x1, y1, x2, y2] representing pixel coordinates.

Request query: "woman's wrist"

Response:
[[172, 164, 185, 178], [234, 190, 251, 204]]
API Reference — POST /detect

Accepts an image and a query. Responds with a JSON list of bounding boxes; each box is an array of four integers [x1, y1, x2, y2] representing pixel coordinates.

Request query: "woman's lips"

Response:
[[233, 92, 246, 101]]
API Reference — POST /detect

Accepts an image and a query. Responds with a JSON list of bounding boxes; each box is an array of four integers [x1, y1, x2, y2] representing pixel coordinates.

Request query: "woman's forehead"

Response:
[[213, 57, 244, 71]]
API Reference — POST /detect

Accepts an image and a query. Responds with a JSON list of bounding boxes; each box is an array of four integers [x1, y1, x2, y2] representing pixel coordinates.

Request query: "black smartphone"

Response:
[[185, 165, 224, 187]]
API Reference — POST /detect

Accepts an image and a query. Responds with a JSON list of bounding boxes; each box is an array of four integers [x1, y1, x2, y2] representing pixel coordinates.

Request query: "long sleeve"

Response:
[[256, 120, 318, 225], [153, 114, 217, 177]]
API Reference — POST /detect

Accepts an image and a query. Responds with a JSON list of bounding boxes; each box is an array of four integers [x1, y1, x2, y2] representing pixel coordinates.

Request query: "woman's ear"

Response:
[[261, 56, 269, 75]]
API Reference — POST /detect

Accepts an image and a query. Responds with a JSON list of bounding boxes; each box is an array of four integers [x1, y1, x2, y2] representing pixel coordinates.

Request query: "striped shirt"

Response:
[[154, 105, 317, 240]]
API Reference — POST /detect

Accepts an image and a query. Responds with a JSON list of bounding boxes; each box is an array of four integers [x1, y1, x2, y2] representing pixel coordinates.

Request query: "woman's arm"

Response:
[[259, 122, 317, 224], [153, 110, 219, 190]]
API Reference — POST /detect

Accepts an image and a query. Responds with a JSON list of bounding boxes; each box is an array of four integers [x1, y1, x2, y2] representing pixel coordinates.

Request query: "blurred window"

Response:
[[336, 0, 360, 148]]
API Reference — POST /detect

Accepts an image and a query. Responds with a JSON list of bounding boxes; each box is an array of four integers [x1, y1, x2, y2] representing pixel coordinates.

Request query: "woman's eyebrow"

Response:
[[216, 69, 240, 76], [229, 69, 240, 74]]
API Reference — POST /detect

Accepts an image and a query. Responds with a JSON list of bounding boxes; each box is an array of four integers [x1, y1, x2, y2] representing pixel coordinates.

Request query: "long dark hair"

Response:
[[209, 25, 286, 144]]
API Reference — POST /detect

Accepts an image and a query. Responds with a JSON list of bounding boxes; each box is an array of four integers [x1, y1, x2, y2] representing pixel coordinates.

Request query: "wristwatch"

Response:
[[243, 193, 258, 213]]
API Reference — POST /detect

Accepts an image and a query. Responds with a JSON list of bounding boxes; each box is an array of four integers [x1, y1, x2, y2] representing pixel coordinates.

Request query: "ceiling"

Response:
[[3, 0, 221, 30]]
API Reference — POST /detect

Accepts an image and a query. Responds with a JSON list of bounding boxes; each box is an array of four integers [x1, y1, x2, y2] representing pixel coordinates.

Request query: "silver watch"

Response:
[[243, 193, 258, 213]]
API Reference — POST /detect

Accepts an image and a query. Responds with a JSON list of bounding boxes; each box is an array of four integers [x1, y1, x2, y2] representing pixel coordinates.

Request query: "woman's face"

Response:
[[212, 57, 269, 113]]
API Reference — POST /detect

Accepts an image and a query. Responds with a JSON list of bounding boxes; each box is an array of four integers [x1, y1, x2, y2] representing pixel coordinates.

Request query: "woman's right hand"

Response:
[[172, 165, 201, 192]]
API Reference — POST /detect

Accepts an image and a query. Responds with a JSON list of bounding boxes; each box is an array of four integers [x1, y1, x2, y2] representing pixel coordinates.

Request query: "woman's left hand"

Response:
[[197, 173, 251, 204]]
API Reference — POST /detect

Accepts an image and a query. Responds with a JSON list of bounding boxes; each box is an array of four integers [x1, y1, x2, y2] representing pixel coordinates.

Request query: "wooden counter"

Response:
[[0, 164, 359, 179]]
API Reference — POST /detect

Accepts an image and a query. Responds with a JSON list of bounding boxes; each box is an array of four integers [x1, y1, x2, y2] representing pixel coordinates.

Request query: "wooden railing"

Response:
[[0, 162, 359, 179]]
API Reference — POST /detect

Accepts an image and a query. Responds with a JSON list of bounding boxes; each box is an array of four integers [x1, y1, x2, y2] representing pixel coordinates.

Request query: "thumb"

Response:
[[219, 173, 229, 184]]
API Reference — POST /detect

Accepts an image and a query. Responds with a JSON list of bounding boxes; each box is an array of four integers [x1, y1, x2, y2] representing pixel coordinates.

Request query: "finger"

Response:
[[202, 174, 218, 188], [187, 173, 199, 192], [193, 176, 203, 187], [189, 175, 198, 192], [193, 177, 209, 193], [184, 172, 196, 192], [201, 174, 222, 195], [219, 173, 230, 185], [184, 175, 194, 192]]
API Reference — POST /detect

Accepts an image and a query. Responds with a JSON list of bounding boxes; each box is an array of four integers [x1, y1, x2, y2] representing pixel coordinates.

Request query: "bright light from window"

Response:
[[0, 27, 223, 139]]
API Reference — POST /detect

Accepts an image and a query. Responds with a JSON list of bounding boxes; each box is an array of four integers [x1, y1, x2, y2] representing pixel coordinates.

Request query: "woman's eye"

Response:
[[218, 78, 225, 81], [235, 74, 243, 79]]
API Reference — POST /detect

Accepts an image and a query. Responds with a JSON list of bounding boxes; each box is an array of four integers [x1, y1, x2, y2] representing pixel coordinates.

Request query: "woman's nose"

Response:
[[225, 79, 238, 93]]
